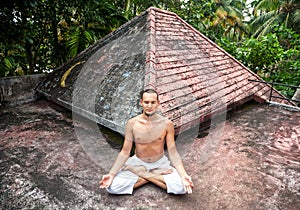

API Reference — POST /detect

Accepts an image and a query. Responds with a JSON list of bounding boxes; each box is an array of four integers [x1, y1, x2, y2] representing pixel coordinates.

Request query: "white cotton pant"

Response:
[[107, 155, 186, 195]]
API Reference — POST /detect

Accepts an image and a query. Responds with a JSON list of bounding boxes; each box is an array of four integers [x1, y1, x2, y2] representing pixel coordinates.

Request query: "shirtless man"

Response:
[[99, 89, 194, 194]]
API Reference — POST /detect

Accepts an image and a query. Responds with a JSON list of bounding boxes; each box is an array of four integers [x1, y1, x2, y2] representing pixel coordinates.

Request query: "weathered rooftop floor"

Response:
[[0, 100, 299, 210]]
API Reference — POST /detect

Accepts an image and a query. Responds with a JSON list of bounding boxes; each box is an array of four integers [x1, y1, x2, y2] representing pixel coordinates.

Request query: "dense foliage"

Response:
[[219, 23, 300, 98], [0, 0, 126, 76], [1, 0, 299, 99]]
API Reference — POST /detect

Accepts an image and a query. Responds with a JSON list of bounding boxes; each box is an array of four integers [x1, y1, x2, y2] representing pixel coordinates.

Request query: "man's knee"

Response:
[[106, 171, 138, 195], [163, 170, 186, 194]]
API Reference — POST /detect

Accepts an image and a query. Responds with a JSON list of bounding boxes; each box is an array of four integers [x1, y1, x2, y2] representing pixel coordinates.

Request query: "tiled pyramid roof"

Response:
[[36, 7, 293, 134]]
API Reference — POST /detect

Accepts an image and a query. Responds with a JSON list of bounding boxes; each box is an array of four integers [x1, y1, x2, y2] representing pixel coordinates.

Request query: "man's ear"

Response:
[[140, 99, 143, 105]]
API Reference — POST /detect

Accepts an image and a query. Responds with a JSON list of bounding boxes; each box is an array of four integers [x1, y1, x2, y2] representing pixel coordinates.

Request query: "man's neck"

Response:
[[142, 112, 157, 120]]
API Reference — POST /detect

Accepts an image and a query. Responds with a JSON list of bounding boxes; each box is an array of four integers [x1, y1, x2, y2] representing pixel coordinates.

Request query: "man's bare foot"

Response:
[[123, 165, 168, 190], [150, 168, 173, 175], [122, 165, 147, 174], [134, 177, 149, 189]]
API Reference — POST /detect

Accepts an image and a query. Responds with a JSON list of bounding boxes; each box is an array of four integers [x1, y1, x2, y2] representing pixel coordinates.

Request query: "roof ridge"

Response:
[[144, 7, 157, 90]]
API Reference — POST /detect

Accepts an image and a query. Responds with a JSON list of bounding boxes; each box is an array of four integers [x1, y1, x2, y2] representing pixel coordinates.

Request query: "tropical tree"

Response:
[[219, 23, 300, 99], [62, 0, 127, 59], [251, 0, 300, 37], [212, 0, 248, 41], [0, 0, 54, 76], [0, 0, 126, 76], [168, 0, 223, 41], [266, 24, 300, 98]]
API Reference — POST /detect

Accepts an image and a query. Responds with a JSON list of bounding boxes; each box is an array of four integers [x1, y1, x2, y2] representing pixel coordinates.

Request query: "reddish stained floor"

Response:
[[0, 100, 299, 209]]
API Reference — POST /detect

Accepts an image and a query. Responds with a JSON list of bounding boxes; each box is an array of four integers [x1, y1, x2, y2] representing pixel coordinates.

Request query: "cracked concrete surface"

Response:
[[0, 100, 299, 210]]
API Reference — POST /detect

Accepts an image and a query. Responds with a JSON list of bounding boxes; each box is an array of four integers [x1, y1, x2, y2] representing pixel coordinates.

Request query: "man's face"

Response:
[[140, 92, 159, 116]]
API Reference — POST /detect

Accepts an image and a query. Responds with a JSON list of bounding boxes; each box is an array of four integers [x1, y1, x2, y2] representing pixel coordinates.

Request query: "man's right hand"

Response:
[[99, 174, 114, 189]]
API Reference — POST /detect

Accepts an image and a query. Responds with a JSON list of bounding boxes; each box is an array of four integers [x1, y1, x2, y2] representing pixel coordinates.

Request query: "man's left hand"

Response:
[[182, 174, 194, 194]]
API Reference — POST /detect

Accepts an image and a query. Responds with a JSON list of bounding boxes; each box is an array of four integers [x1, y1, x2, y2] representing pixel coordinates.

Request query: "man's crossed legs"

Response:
[[123, 165, 173, 190], [106, 155, 186, 194]]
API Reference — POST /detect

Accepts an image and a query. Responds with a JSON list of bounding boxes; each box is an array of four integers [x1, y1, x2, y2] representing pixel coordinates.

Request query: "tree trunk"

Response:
[[124, 0, 130, 18]]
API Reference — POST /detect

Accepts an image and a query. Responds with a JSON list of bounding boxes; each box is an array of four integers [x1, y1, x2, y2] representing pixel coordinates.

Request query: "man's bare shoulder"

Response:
[[127, 114, 143, 123], [166, 118, 174, 128], [156, 115, 174, 130]]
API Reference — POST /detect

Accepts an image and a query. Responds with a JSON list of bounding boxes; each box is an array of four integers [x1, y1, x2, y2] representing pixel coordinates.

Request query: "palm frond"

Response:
[[0, 57, 15, 76], [251, 10, 277, 28], [254, 0, 280, 14], [216, 8, 228, 19], [253, 13, 279, 37], [292, 9, 300, 24], [285, 12, 290, 26]]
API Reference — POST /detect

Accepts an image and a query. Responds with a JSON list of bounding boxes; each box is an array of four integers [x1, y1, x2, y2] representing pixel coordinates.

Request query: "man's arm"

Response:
[[165, 120, 194, 193], [99, 137, 133, 189]]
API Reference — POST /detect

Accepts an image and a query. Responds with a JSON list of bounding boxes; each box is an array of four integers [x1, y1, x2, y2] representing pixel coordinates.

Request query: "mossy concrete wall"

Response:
[[0, 74, 45, 107]]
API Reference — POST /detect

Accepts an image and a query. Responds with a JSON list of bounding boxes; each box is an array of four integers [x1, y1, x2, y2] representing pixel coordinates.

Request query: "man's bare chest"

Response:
[[132, 117, 167, 143]]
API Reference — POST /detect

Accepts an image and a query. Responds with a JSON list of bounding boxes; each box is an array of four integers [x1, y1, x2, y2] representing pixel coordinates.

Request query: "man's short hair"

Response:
[[140, 89, 159, 100]]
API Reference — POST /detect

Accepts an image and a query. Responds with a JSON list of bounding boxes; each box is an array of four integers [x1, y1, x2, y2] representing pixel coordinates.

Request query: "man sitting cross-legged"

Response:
[[99, 89, 194, 194]]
